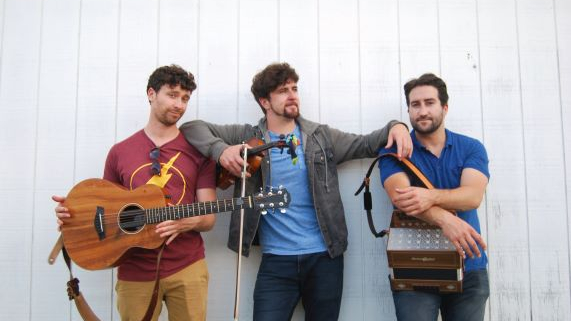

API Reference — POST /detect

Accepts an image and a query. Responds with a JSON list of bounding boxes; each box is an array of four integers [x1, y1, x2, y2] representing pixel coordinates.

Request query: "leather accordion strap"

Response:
[[355, 153, 434, 238]]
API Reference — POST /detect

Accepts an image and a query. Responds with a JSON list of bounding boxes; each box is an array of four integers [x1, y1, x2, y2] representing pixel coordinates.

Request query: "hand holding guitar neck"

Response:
[[217, 137, 288, 189]]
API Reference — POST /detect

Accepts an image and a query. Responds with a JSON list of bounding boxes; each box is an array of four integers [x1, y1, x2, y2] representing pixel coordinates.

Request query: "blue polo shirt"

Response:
[[379, 129, 490, 271]]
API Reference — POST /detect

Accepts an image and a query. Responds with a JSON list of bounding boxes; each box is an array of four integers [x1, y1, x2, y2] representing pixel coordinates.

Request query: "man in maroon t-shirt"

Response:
[[53, 65, 216, 321]]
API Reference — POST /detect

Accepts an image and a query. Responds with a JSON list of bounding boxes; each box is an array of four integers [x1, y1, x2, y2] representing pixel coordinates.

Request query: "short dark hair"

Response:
[[251, 62, 299, 114], [147, 64, 197, 94], [403, 73, 448, 107]]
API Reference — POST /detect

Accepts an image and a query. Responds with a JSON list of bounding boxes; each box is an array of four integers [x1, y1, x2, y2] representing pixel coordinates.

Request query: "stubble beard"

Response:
[[411, 113, 444, 135], [157, 110, 184, 127]]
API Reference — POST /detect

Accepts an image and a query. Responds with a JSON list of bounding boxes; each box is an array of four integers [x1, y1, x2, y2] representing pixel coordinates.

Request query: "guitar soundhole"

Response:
[[118, 205, 146, 234]]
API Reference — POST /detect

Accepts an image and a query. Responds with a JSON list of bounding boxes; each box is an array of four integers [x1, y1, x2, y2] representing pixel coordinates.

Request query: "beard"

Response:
[[157, 110, 184, 126], [271, 103, 299, 119], [411, 112, 444, 135]]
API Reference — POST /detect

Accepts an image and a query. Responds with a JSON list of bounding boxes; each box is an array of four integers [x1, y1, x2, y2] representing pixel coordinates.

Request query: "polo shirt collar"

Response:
[[411, 128, 453, 151]]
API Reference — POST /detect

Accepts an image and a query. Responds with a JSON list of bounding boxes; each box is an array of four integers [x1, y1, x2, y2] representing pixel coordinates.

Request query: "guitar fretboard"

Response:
[[145, 197, 251, 224]]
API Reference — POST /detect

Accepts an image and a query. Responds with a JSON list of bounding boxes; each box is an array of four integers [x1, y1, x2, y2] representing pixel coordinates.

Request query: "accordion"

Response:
[[355, 153, 464, 293], [387, 210, 463, 292]]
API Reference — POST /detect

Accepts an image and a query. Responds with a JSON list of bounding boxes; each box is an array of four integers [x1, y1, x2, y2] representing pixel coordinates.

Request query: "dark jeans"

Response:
[[392, 269, 490, 321], [253, 252, 344, 321]]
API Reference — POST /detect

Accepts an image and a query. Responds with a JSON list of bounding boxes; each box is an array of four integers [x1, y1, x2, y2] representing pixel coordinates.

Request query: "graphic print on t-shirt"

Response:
[[129, 152, 187, 205]]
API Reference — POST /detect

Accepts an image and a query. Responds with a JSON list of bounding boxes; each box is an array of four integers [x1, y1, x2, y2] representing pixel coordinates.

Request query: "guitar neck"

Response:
[[145, 196, 252, 224]]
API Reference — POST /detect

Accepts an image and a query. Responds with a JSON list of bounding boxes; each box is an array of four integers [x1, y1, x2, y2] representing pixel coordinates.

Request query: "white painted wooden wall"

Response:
[[0, 0, 569, 320]]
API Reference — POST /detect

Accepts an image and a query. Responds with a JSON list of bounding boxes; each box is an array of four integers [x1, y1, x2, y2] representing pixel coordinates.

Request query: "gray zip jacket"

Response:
[[179, 116, 404, 258]]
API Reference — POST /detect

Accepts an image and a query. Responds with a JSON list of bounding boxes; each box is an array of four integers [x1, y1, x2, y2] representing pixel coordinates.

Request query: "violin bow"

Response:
[[234, 144, 248, 321]]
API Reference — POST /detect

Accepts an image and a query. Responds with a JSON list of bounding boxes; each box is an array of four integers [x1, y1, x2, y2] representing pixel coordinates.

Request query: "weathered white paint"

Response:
[[1, 0, 570, 320]]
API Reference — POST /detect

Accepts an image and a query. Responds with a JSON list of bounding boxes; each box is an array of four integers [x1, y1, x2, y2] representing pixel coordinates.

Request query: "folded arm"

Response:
[[383, 172, 487, 258], [392, 168, 488, 215]]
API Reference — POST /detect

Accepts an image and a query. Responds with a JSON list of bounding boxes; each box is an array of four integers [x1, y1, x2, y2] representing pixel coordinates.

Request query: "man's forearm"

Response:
[[413, 205, 454, 227], [180, 120, 249, 161], [430, 186, 485, 212]]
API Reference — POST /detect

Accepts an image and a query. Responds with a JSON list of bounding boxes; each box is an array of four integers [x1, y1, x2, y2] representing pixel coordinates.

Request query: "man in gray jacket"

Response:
[[180, 62, 412, 321]]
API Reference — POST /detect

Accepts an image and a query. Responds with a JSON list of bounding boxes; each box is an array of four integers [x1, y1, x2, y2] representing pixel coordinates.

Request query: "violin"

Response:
[[216, 137, 288, 190]]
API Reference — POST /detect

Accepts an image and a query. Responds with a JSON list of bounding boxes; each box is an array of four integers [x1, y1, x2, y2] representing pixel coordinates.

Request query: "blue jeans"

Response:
[[253, 252, 344, 321], [392, 269, 489, 321]]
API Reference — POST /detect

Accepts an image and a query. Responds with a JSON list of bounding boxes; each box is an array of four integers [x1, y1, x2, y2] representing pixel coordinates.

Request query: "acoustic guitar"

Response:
[[60, 178, 290, 270]]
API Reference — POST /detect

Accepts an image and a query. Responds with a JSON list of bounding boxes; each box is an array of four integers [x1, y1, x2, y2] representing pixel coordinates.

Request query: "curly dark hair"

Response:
[[251, 62, 299, 114], [403, 73, 448, 107], [147, 64, 197, 94]]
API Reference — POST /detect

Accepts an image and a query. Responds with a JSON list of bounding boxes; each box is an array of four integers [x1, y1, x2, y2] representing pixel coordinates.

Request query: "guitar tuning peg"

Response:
[[269, 203, 275, 208], [259, 187, 263, 192], [278, 185, 284, 190], [261, 209, 268, 215], [280, 209, 286, 214]]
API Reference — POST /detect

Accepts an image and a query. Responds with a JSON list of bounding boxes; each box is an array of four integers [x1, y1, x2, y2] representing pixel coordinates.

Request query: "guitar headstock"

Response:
[[253, 186, 291, 215]]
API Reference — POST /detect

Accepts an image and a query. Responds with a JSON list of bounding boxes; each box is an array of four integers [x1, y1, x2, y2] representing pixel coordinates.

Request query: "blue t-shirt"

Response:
[[259, 125, 327, 255], [379, 129, 490, 271]]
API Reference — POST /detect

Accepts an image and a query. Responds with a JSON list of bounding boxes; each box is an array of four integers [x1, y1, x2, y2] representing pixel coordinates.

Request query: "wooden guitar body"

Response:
[[59, 178, 291, 271], [61, 179, 168, 270]]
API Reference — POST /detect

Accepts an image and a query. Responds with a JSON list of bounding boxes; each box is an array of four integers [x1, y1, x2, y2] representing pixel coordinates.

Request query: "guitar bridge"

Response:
[[94, 206, 106, 240]]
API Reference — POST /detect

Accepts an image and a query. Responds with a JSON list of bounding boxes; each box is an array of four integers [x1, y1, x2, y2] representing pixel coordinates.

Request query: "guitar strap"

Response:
[[62, 246, 100, 321], [53, 235, 165, 321], [354, 153, 434, 238]]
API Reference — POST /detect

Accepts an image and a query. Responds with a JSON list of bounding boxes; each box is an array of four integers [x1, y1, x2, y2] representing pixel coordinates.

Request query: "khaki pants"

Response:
[[116, 259, 209, 321]]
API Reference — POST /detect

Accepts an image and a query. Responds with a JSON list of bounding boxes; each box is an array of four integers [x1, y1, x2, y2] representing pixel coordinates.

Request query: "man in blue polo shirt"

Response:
[[379, 73, 490, 321]]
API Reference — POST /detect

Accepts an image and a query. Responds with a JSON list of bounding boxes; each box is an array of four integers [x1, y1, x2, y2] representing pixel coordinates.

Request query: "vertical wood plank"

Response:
[[398, 0, 440, 79], [517, 0, 570, 318], [554, 0, 571, 319], [359, 0, 401, 318], [319, 1, 363, 319], [74, 0, 121, 319], [196, 1, 240, 320], [478, 1, 531, 319], [0, 0, 42, 319], [115, 0, 158, 141], [439, 1, 489, 319], [279, 0, 319, 122], [439, 0, 484, 139], [196, 0, 238, 123], [233, 1, 279, 319], [278, 1, 320, 318], [157, 0, 199, 123], [30, 0, 81, 319], [238, 0, 278, 124], [115, 1, 160, 319]]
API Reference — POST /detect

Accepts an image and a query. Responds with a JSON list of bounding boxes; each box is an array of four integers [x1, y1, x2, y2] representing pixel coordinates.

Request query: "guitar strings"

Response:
[[84, 197, 255, 222], [72, 194, 282, 231]]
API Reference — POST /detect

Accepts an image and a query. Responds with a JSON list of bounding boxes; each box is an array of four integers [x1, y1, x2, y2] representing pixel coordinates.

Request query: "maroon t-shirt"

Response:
[[103, 130, 216, 281]]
